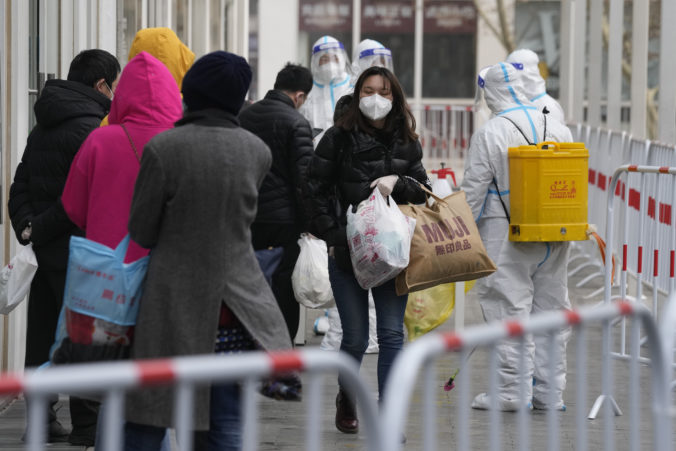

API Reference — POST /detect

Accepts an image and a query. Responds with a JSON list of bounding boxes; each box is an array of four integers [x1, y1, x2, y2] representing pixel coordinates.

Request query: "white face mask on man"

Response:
[[359, 94, 392, 121]]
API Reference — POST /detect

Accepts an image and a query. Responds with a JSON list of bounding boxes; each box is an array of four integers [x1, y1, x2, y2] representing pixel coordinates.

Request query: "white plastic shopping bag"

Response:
[[347, 188, 416, 289], [0, 244, 38, 315], [292, 234, 335, 308]]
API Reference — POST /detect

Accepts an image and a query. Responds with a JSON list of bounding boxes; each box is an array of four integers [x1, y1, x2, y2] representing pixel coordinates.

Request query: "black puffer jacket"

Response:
[[8, 79, 111, 270], [239, 89, 314, 228], [306, 125, 430, 271]]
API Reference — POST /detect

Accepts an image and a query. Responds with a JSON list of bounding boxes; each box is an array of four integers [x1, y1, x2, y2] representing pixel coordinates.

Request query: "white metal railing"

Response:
[[380, 301, 670, 451], [0, 349, 381, 451]]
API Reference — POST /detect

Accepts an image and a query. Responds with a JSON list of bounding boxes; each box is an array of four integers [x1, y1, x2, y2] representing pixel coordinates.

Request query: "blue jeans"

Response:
[[328, 257, 408, 399], [123, 383, 241, 451]]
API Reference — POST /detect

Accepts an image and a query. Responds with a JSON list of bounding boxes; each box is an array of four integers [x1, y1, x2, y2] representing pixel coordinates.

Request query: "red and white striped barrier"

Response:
[[417, 103, 474, 172], [1, 349, 381, 451], [380, 301, 670, 451]]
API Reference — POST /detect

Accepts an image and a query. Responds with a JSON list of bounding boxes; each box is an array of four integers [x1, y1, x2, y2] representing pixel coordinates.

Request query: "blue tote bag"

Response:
[[50, 234, 149, 364]]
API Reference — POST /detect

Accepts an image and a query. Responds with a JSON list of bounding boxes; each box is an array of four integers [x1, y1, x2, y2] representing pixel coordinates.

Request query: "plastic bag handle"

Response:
[[415, 182, 448, 206], [114, 234, 132, 261], [537, 141, 560, 151]]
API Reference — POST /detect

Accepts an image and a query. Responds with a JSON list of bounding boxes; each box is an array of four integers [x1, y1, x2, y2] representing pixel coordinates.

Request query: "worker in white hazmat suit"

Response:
[[506, 48, 565, 123], [300, 35, 353, 135], [461, 62, 573, 411]]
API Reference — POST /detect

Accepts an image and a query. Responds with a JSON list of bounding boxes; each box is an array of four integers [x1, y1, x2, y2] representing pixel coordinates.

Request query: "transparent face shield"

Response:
[[356, 47, 394, 74], [310, 40, 350, 85]]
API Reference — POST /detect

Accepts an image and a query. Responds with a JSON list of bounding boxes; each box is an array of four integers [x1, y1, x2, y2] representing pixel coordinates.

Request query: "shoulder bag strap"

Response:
[[499, 115, 534, 146], [492, 178, 510, 222], [120, 123, 141, 164]]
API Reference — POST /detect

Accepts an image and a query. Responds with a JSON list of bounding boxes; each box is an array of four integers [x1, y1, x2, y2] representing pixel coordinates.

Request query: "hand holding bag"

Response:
[[0, 244, 38, 315], [292, 234, 335, 309], [396, 186, 496, 295], [50, 234, 149, 364], [347, 188, 416, 290]]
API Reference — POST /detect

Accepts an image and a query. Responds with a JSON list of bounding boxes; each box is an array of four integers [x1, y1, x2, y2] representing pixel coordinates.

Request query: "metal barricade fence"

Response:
[[418, 104, 474, 172], [0, 349, 381, 451], [597, 165, 676, 365], [379, 301, 670, 451]]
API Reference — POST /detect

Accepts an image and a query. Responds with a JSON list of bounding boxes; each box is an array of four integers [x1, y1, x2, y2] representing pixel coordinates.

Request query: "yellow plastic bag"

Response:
[[404, 283, 455, 341]]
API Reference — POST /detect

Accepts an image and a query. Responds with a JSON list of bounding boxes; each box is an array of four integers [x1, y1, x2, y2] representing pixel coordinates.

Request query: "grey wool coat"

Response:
[[126, 108, 292, 429]]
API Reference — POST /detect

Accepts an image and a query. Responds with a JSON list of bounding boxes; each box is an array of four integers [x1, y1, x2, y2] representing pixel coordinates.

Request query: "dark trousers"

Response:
[[25, 267, 99, 439], [251, 223, 301, 340]]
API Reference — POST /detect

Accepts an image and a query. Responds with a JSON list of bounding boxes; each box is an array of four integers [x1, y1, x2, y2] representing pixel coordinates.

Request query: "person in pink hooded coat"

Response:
[[61, 51, 182, 259]]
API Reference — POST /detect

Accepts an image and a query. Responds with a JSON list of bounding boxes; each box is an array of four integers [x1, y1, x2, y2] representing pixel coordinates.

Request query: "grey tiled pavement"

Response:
[[0, 249, 672, 450]]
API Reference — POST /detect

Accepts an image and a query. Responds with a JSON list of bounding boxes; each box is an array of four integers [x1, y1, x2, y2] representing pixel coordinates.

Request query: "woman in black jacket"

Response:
[[306, 66, 430, 434]]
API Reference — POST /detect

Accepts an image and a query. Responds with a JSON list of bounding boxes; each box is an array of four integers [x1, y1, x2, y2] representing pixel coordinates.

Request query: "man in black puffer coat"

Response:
[[8, 49, 120, 446], [239, 63, 314, 340]]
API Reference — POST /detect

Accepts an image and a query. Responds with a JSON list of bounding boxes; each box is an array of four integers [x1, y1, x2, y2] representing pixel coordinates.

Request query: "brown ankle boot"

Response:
[[335, 389, 359, 434]]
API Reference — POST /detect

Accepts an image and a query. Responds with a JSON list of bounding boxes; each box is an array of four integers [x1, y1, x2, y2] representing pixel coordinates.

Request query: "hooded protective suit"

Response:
[[351, 39, 393, 81], [506, 49, 565, 123], [300, 35, 352, 133], [461, 62, 573, 410]]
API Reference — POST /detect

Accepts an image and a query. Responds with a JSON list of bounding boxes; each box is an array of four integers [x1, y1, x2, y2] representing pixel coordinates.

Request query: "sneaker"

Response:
[[531, 397, 566, 411], [471, 393, 531, 412]]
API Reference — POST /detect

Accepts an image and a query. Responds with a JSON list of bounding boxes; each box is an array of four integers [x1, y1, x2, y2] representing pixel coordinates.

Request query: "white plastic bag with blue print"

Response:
[[49, 234, 148, 364], [347, 188, 416, 289]]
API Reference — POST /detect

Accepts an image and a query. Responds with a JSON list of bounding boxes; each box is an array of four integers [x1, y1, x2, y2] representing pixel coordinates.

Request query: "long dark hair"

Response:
[[335, 66, 418, 143]]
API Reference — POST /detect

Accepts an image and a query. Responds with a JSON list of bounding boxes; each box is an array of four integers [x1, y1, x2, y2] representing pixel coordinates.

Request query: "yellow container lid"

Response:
[[508, 141, 588, 158]]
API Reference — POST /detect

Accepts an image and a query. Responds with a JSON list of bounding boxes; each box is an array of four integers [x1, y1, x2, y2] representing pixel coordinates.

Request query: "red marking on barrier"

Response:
[[597, 173, 607, 191], [462, 138, 467, 148], [445, 105, 451, 111], [654, 249, 659, 277], [671, 250, 675, 278], [628, 189, 640, 210], [269, 352, 304, 373], [615, 181, 622, 197], [623, 244, 628, 271], [589, 169, 596, 184], [648, 197, 656, 219], [442, 139, 448, 150], [628, 165, 638, 172], [659, 166, 670, 173], [0, 374, 23, 395], [505, 321, 524, 337], [421, 137, 426, 147], [564, 310, 582, 325], [621, 182, 626, 200], [660, 203, 672, 225], [431, 137, 437, 147], [465, 106, 472, 112], [638, 246, 643, 273], [425, 105, 431, 111], [617, 301, 633, 316], [137, 360, 175, 386], [442, 333, 463, 350]]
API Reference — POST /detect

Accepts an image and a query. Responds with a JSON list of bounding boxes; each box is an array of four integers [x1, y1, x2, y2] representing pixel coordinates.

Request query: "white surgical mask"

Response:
[[315, 62, 343, 85], [359, 94, 392, 121]]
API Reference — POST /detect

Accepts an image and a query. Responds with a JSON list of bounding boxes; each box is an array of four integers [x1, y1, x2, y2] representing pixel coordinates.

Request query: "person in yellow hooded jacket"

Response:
[[100, 27, 194, 126]]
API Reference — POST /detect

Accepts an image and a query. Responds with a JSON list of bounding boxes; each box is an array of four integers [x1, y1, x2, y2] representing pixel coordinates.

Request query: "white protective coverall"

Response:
[[506, 48, 565, 123], [300, 35, 353, 133], [350, 39, 394, 83], [461, 62, 573, 411]]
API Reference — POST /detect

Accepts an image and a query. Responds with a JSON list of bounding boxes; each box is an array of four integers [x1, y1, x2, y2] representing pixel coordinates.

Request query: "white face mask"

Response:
[[315, 62, 343, 85], [359, 94, 392, 121]]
